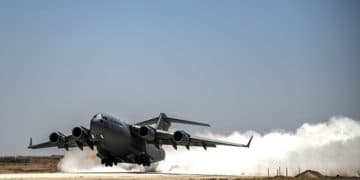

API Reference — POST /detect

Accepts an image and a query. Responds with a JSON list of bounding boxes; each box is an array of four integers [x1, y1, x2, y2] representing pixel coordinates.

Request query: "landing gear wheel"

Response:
[[136, 154, 151, 166], [142, 161, 150, 166], [102, 159, 114, 167]]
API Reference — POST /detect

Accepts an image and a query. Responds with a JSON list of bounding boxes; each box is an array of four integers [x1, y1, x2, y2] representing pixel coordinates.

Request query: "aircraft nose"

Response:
[[90, 114, 101, 127], [91, 118, 103, 127], [91, 118, 98, 125], [91, 113, 107, 129]]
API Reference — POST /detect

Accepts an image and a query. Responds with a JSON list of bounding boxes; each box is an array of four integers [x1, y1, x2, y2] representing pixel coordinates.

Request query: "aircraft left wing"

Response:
[[28, 135, 78, 150], [28, 138, 54, 149], [28, 127, 95, 151]]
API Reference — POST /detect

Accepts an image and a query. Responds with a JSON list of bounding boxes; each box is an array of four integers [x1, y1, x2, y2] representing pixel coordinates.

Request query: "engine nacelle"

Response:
[[49, 132, 66, 144], [173, 130, 190, 145], [138, 126, 156, 141], [72, 126, 90, 140]]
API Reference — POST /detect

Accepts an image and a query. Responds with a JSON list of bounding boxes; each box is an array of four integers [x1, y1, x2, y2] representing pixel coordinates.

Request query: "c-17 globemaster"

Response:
[[29, 113, 253, 166]]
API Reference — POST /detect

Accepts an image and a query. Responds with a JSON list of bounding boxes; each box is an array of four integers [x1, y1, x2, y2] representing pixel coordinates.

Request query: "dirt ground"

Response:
[[0, 156, 358, 180], [0, 172, 269, 180], [1, 172, 359, 180], [0, 156, 62, 173]]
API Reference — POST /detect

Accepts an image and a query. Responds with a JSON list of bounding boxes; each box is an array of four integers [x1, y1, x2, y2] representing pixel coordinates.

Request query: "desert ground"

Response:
[[0, 156, 358, 180], [0, 172, 265, 180], [0, 156, 61, 173]]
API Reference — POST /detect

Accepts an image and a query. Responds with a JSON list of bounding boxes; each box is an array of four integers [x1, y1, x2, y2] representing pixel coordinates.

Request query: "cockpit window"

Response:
[[95, 114, 102, 120]]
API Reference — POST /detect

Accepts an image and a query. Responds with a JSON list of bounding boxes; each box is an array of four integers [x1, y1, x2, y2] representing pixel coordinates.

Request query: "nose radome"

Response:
[[91, 118, 97, 124], [91, 118, 101, 127]]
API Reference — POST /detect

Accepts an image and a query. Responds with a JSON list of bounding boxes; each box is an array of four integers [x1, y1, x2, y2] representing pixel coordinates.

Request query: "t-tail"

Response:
[[136, 112, 210, 130]]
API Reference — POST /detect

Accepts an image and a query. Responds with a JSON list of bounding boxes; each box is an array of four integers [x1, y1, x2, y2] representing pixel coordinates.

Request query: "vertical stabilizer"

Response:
[[155, 113, 171, 130]]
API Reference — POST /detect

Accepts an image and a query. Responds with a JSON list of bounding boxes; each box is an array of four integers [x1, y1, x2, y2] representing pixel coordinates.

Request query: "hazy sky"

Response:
[[0, 1, 359, 155]]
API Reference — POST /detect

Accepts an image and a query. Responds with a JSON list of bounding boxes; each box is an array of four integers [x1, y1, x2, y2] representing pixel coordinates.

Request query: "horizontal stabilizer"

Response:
[[135, 113, 210, 130], [166, 117, 210, 127]]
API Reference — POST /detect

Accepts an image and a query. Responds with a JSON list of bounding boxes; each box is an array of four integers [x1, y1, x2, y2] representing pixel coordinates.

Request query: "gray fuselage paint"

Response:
[[89, 113, 165, 164]]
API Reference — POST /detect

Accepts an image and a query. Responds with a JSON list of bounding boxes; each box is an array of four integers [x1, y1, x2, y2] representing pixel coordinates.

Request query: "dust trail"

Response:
[[58, 116, 360, 176], [58, 148, 154, 172]]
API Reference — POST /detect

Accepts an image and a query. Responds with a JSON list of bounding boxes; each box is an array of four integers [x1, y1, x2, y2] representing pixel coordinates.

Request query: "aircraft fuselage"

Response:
[[90, 113, 165, 166]]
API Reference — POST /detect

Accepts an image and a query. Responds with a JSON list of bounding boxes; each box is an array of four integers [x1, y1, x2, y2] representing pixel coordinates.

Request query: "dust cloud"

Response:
[[58, 116, 360, 176]]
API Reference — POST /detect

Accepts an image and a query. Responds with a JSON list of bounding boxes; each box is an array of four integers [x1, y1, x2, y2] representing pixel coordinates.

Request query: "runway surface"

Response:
[[0, 172, 255, 180]]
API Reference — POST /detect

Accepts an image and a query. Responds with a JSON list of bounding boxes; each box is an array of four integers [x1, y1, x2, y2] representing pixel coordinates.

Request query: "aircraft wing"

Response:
[[28, 128, 94, 151], [28, 140, 54, 149], [28, 136, 79, 150], [133, 113, 252, 149], [155, 130, 253, 150]]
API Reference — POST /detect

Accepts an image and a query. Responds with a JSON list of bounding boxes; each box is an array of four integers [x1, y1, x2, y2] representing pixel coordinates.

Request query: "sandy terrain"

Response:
[[0, 156, 266, 179], [2, 172, 360, 180], [0, 156, 62, 173], [1, 156, 358, 179], [0, 172, 258, 180]]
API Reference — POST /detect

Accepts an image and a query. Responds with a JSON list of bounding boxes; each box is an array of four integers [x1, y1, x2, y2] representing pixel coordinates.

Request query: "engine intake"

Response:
[[49, 132, 65, 143], [138, 126, 156, 141], [72, 126, 90, 140], [173, 130, 190, 145]]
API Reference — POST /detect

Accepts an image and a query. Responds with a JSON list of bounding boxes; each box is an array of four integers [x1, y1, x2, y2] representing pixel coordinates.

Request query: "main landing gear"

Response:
[[135, 154, 151, 166], [101, 158, 118, 167]]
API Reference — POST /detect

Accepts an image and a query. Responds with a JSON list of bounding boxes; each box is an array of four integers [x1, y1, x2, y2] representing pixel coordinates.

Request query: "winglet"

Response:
[[246, 136, 253, 148], [28, 137, 33, 149]]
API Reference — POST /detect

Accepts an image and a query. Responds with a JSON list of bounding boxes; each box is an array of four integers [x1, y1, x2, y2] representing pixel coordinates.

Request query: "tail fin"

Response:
[[136, 113, 210, 130]]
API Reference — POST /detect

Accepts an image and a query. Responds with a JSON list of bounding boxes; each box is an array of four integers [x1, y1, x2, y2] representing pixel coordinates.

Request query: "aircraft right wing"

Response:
[[188, 135, 253, 148], [155, 130, 253, 150]]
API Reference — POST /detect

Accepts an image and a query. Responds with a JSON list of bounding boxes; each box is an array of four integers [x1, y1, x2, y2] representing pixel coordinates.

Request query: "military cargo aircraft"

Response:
[[29, 113, 253, 166]]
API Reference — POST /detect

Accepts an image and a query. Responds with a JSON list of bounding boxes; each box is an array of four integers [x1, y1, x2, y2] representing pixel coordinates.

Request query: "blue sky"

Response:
[[0, 1, 359, 155]]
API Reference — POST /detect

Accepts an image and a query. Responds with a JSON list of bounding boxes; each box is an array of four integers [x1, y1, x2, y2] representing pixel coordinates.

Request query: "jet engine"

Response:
[[72, 126, 90, 140], [49, 132, 66, 144], [71, 126, 93, 150], [138, 126, 156, 141], [173, 130, 190, 145]]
